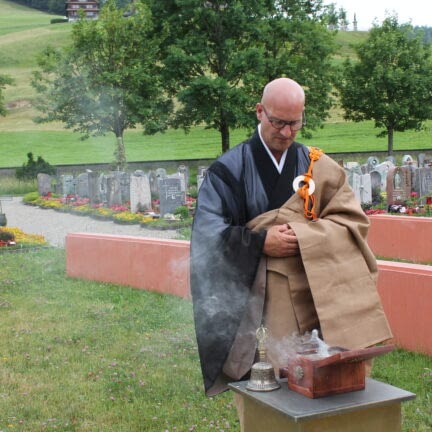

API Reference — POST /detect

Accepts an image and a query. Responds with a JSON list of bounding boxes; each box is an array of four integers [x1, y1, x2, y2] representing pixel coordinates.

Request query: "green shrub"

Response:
[[174, 205, 190, 220], [15, 152, 56, 180], [22, 191, 41, 204]]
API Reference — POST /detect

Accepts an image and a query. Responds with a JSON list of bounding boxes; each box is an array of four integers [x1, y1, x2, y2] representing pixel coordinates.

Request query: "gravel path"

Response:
[[0, 197, 179, 248]]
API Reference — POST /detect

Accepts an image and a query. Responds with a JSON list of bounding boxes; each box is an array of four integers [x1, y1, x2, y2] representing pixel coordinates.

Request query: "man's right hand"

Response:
[[263, 224, 300, 257]]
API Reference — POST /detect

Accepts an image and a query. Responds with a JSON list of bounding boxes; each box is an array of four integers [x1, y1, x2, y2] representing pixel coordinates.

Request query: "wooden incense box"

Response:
[[279, 344, 394, 399]]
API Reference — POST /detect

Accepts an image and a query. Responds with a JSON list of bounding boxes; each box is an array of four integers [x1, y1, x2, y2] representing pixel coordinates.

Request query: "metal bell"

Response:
[[246, 325, 280, 392], [246, 361, 281, 392]]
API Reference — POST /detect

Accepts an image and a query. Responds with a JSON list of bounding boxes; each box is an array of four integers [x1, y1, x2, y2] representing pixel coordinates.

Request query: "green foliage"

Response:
[[335, 16, 432, 154], [22, 191, 40, 203], [174, 205, 190, 220], [15, 151, 56, 180], [31, 0, 172, 170], [257, 1, 337, 137]]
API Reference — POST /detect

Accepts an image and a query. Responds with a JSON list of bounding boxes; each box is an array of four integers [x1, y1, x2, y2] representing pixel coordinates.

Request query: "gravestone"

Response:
[[402, 155, 415, 166], [197, 166, 208, 190], [88, 172, 102, 205], [418, 153, 432, 168], [177, 165, 189, 190], [346, 164, 362, 190], [148, 170, 159, 197], [385, 155, 397, 165], [106, 173, 122, 207], [345, 162, 360, 170], [118, 171, 130, 204], [414, 167, 432, 201], [99, 173, 108, 205], [374, 161, 394, 190], [370, 171, 382, 204], [366, 156, 380, 173], [387, 166, 412, 206], [352, 173, 372, 204], [158, 177, 184, 217], [168, 173, 187, 203], [37, 173, 52, 196], [61, 175, 75, 196], [130, 171, 152, 213], [156, 168, 167, 179], [76, 173, 90, 198]]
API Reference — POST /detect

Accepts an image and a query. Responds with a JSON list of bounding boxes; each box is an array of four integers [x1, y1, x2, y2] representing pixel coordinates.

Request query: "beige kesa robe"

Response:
[[224, 154, 392, 380], [253, 154, 392, 348]]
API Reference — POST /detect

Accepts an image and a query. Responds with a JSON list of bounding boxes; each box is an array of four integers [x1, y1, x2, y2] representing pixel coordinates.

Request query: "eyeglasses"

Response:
[[261, 105, 306, 131]]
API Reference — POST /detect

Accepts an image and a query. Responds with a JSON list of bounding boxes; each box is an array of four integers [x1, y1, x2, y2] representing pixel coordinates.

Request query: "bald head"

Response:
[[261, 77, 305, 112], [256, 77, 305, 161]]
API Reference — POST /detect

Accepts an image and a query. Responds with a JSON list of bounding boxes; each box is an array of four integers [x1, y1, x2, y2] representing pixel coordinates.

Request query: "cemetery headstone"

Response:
[[156, 168, 167, 179], [106, 173, 122, 207], [374, 161, 394, 190], [37, 173, 52, 196], [366, 156, 380, 173], [177, 165, 189, 190], [370, 171, 382, 204], [415, 167, 432, 201], [99, 173, 107, 205], [130, 171, 152, 213], [148, 170, 159, 197], [61, 174, 75, 196], [402, 155, 415, 166], [88, 172, 102, 205], [384, 155, 396, 165], [158, 177, 184, 217], [76, 173, 90, 198], [352, 173, 372, 204], [387, 166, 412, 206]]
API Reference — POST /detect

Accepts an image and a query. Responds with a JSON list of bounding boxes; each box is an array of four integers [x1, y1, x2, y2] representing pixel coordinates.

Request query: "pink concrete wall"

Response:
[[66, 232, 432, 356], [376, 260, 432, 356], [368, 215, 432, 264], [66, 233, 191, 299]]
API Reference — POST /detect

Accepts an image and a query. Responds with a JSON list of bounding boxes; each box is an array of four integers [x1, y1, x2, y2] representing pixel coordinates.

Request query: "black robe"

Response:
[[190, 130, 310, 395]]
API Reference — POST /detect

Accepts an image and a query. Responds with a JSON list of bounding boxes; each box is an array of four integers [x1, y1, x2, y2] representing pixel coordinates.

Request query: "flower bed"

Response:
[[22, 192, 195, 229], [0, 227, 47, 251]]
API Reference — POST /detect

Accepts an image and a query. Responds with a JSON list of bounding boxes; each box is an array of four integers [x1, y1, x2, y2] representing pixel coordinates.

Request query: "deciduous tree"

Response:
[[152, 0, 337, 153], [32, 0, 171, 169], [335, 16, 432, 155]]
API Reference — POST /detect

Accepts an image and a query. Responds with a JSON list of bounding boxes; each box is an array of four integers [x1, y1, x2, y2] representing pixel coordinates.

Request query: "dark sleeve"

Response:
[[190, 165, 266, 394]]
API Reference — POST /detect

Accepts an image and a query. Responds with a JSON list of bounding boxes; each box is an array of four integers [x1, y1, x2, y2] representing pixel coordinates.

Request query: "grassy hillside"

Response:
[[0, 0, 71, 130]]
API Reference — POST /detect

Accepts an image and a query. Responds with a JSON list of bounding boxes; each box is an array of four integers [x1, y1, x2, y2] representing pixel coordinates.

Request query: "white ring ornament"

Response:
[[292, 175, 315, 195]]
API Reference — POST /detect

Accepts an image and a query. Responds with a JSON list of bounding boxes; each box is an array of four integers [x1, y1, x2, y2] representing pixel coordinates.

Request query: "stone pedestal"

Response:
[[229, 378, 415, 432]]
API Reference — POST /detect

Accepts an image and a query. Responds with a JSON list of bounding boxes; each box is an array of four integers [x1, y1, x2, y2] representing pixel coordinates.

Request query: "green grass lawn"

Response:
[[1, 121, 431, 168], [0, 248, 430, 431]]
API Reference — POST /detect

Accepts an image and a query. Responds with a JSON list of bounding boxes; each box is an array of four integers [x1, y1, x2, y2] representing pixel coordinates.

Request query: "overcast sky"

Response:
[[324, 0, 432, 30]]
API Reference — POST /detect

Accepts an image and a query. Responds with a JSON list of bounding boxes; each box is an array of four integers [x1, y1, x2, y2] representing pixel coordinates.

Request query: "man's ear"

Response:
[[256, 103, 263, 121]]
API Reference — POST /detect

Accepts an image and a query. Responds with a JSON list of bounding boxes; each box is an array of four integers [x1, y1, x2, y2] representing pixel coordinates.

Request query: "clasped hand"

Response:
[[263, 224, 299, 257]]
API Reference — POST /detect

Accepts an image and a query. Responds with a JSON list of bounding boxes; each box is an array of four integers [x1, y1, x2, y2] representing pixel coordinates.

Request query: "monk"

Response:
[[190, 77, 392, 397]]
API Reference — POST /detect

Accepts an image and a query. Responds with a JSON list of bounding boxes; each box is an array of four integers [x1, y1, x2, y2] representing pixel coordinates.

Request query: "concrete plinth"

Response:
[[229, 378, 415, 432]]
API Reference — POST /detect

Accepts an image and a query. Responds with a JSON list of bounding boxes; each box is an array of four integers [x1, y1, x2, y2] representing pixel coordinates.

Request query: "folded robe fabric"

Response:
[[248, 153, 392, 350], [222, 153, 392, 389]]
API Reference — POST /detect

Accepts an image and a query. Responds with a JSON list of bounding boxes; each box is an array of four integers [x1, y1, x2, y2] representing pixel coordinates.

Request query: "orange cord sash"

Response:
[[295, 147, 323, 220]]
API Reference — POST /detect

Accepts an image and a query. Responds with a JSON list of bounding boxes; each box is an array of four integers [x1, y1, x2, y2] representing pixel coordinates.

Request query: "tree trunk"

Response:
[[113, 134, 127, 171], [387, 127, 394, 156], [220, 119, 230, 154]]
